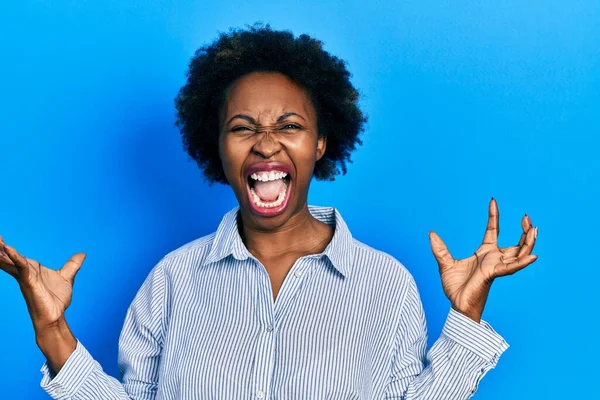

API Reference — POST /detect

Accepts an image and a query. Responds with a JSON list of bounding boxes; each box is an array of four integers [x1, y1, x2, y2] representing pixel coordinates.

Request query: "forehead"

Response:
[[222, 71, 315, 118]]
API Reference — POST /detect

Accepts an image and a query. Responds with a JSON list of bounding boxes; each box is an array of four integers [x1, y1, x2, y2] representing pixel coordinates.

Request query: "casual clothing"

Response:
[[41, 206, 508, 399]]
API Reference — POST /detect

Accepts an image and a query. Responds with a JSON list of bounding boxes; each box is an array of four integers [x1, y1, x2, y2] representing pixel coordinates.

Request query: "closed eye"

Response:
[[231, 126, 253, 132], [231, 124, 302, 133], [281, 124, 302, 130]]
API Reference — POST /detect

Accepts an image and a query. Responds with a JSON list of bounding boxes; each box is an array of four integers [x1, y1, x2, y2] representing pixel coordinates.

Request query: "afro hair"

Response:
[[174, 23, 367, 184]]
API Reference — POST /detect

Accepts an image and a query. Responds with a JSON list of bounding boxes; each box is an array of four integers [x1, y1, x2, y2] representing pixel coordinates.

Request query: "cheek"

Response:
[[282, 138, 319, 185], [219, 137, 242, 171], [218, 147, 243, 190], [285, 135, 319, 160]]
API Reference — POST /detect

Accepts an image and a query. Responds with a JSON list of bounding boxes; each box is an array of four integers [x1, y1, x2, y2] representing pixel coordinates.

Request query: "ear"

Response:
[[316, 135, 327, 161]]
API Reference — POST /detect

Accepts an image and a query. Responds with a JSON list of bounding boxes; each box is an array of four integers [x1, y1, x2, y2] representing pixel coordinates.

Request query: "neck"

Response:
[[239, 204, 332, 260]]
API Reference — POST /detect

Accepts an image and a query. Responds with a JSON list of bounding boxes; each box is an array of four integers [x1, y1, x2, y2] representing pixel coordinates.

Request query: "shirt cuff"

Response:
[[441, 308, 509, 363], [40, 340, 96, 399]]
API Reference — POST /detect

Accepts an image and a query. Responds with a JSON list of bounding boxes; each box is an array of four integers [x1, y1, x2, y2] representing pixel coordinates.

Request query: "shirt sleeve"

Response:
[[384, 276, 509, 399], [39, 260, 168, 400]]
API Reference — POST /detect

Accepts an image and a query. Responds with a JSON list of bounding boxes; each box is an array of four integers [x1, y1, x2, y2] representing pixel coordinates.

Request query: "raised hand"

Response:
[[0, 235, 86, 331], [429, 198, 538, 322]]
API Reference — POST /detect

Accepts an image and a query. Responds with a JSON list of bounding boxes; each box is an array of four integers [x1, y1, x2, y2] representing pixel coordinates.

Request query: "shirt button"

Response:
[[257, 390, 265, 398], [55, 387, 64, 395], [267, 324, 274, 332], [294, 271, 302, 278]]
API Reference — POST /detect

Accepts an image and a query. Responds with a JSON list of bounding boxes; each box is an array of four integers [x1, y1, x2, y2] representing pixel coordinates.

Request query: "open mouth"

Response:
[[245, 169, 292, 217]]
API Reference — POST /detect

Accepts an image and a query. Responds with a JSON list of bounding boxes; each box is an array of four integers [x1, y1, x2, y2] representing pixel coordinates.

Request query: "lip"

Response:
[[244, 161, 294, 178], [244, 162, 294, 218]]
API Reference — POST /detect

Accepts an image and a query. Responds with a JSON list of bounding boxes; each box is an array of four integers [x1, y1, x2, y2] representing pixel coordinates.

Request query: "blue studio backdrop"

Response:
[[1, 1, 598, 399]]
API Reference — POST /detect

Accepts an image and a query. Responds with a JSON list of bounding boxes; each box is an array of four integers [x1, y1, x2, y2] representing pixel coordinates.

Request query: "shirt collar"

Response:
[[202, 205, 355, 277]]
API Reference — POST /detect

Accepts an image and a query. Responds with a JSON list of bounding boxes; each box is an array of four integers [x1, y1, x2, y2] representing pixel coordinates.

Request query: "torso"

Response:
[[156, 230, 412, 400]]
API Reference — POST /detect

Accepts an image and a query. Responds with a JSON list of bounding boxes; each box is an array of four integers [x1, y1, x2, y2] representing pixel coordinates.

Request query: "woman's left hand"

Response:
[[429, 198, 538, 323]]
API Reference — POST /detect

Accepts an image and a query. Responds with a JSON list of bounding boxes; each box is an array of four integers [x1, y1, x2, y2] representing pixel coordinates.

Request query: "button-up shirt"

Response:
[[40, 206, 508, 399]]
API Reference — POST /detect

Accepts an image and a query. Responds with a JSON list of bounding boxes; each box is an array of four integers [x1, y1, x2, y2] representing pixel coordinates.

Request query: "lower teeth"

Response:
[[250, 186, 287, 209]]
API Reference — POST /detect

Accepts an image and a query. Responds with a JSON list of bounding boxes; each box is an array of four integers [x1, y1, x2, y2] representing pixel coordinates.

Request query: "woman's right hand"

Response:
[[0, 234, 86, 332]]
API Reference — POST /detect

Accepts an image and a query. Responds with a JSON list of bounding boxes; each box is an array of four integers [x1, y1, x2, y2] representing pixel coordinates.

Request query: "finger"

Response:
[[0, 241, 8, 259], [60, 253, 86, 284], [1, 245, 40, 278], [500, 255, 517, 264], [2, 243, 30, 271], [500, 245, 520, 258], [2, 243, 33, 280], [517, 226, 538, 258], [0, 253, 19, 278], [518, 214, 533, 246], [429, 231, 455, 270], [0, 235, 10, 259], [521, 214, 532, 232], [482, 197, 500, 245], [495, 254, 538, 277]]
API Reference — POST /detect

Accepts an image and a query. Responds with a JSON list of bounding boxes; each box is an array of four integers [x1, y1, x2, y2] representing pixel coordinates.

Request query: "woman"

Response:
[[0, 24, 538, 399]]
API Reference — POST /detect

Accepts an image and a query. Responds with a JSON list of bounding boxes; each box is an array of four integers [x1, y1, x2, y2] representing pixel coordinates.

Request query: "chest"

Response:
[[261, 256, 296, 301], [157, 260, 400, 399]]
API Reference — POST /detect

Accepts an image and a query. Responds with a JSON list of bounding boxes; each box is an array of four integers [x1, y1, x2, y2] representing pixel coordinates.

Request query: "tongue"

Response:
[[254, 179, 285, 202]]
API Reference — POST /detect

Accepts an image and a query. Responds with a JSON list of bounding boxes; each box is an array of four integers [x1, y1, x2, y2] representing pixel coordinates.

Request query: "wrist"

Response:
[[35, 317, 77, 374], [452, 306, 483, 323], [451, 279, 494, 324], [35, 316, 71, 341]]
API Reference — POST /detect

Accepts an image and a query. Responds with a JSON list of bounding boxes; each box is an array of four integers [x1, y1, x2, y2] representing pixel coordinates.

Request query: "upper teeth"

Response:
[[250, 171, 288, 182]]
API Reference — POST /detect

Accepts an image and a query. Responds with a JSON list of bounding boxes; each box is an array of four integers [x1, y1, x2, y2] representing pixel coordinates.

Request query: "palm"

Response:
[[27, 263, 74, 323], [430, 198, 538, 320], [0, 236, 85, 328]]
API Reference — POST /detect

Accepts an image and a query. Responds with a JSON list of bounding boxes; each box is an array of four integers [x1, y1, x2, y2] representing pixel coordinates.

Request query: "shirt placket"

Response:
[[251, 259, 277, 400], [272, 257, 316, 328], [268, 257, 316, 399]]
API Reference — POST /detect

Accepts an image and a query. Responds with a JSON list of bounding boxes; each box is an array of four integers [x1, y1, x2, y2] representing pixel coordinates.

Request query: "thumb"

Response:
[[60, 252, 86, 284], [429, 231, 455, 269]]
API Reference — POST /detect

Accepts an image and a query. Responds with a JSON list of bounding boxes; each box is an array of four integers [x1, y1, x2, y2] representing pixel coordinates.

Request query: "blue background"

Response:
[[1, 1, 598, 398]]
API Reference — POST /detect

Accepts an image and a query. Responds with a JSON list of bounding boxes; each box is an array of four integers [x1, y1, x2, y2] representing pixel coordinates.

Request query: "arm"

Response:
[[39, 261, 167, 399], [384, 277, 508, 399], [385, 198, 538, 398]]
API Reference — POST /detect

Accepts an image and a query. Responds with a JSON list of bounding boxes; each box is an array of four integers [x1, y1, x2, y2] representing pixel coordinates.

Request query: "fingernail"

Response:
[[534, 227, 538, 239]]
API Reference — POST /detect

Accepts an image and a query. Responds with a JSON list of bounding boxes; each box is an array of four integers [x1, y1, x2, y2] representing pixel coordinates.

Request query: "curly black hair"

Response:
[[174, 23, 367, 184]]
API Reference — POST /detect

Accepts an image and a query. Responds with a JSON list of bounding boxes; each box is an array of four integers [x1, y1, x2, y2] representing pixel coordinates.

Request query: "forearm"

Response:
[[37, 324, 142, 400], [35, 317, 77, 375], [38, 262, 167, 399], [386, 309, 508, 399], [385, 274, 508, 399], [40, 340, 137, 399]]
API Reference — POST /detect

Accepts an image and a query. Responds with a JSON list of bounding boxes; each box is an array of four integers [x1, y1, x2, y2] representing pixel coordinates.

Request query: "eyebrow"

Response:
[[226, 112, 305, 126]]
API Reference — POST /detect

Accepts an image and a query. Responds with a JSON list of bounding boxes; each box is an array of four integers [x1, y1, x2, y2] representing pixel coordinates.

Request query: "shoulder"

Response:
[[164, 232, 216, 260], [350, 238, 418, 293], [154, 232, 217, 276], [352, 239, 412, 276]]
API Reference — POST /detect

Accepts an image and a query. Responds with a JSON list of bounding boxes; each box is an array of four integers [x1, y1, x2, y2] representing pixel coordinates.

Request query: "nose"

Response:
[[252, 131, 282, 159]]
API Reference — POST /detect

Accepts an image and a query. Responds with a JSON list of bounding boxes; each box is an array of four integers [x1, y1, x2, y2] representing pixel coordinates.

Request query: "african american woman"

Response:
[[0, 24, 538, 399]]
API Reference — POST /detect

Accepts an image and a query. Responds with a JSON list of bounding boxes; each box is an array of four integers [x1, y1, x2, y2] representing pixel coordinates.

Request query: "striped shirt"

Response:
[[40, 205, 509, 399]]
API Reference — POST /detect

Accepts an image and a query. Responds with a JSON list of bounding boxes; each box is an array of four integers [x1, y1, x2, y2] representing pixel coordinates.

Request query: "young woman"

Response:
[[0, 24, 538, 399]]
